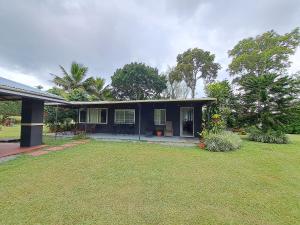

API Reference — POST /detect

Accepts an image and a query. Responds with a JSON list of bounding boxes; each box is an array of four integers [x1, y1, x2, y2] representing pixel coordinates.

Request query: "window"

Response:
[[79, 108, 108, 124], [79, 109, 87, 123], [114, 109, 135, 124], [99, 109, 107, 124], [154, 109, 166, 125]]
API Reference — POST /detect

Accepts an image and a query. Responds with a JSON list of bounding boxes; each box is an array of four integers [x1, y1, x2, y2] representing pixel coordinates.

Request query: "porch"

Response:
[[51, 132, 199, 145]]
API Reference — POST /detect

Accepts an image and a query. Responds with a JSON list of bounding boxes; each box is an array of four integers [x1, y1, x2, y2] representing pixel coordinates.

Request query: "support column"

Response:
[[20, 99, 44, 147]]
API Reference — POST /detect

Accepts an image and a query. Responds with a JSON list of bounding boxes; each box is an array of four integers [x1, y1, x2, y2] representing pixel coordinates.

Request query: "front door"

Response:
[[180, 107, 194, 137]]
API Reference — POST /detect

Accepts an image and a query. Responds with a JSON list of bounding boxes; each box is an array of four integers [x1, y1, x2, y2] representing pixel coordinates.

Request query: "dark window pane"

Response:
[[100, 109, 107, 123], [80, 110, 87, 123]]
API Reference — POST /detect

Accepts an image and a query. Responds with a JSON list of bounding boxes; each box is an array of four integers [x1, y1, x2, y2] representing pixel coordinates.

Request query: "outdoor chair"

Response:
[[164, 121, 173, 136]]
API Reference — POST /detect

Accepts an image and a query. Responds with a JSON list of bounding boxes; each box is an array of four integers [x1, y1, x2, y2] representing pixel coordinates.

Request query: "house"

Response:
[[62, 98, 216, 137], [0, 76, 67, 147]]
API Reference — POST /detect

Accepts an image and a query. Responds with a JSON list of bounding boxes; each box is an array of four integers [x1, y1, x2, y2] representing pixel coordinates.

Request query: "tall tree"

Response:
[[228, 28, 300, 131], [164, 67, 189, 99], [176, 48, 221, 98], [51, 62, 95, 93], [111, 62, 167, 100]]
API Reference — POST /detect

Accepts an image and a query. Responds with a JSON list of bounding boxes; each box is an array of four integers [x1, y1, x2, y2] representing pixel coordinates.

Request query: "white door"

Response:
[[180, 107, 194, 137]]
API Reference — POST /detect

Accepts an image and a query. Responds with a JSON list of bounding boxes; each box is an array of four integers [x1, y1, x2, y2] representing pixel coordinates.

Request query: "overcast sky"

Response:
[[0, 0, 299, 97]]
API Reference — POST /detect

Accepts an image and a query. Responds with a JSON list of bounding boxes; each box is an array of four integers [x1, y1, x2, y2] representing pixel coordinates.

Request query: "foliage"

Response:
[[67, 88, 89, 101], [205, 80, 237, 127], [204, 131, 242, 152], [248, 127, 289, 144], [206, 114, 226, 134], [228, 28, 300, 132], [51, 62, 94, 92], [111, 62, 167, 100], [279, 95, 300, 134], [0, 101, 21, 124], [163, 66, 190, 99], [89, 77, 113, 100], [51, 62, 112, 101], [175, 48, 221, 98], [44, 106, 77, 132], [228, 28, 300, 81]]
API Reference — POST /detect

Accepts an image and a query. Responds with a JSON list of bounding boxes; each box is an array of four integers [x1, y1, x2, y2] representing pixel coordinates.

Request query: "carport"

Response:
[[0, 76, 67, 148]]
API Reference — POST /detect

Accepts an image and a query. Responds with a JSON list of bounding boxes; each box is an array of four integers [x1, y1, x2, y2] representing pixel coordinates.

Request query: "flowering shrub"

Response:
[[204, 131, 242, 152]]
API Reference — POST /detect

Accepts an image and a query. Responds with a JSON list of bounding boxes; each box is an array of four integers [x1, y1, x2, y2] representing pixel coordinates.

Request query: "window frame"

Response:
[[79, 108, 108, 124], [114, 109, 135, 124], [98, 108, 108, 124], [79, 108, 87, 123], [154, 109, 166, 125]]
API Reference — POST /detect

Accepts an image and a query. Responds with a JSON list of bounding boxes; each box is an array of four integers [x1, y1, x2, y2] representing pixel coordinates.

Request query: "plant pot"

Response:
[[156, 130, 163, 136], [198, 142, 206, 149]]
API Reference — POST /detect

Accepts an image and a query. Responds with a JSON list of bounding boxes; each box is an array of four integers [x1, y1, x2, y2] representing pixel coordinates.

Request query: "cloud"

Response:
[[0, 0, 299, 96]]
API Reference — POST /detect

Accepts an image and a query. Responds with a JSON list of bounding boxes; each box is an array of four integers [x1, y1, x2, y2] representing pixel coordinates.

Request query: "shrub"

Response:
[[248, 128, 289, 144], [204, 131, 242, 152]]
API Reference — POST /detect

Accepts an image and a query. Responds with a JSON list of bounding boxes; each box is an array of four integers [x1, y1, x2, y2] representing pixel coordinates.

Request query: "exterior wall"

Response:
[[20, 98, 44, 147], [78, 101, 204, 137]]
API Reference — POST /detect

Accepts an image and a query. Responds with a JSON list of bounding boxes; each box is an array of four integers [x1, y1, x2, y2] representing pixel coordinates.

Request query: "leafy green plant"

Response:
[[248, 128, 289, 144], [204, 131, 242, 152]]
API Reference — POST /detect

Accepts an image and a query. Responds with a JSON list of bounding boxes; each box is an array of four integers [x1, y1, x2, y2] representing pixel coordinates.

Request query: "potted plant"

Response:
[[198, 141, 206, 149], [155, 128, 163, 136]]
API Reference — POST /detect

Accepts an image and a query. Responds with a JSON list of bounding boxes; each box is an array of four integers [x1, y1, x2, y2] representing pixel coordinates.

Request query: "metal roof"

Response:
[[0, 76, 67, 103], [46, 98, 216, 107]]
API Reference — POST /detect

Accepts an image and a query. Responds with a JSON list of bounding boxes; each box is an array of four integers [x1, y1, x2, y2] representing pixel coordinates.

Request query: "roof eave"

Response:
[[0, 87, 68, 104]]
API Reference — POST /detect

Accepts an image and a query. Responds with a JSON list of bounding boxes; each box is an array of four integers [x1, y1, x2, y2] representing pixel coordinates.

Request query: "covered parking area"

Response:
[[0, 76, 66, 156]]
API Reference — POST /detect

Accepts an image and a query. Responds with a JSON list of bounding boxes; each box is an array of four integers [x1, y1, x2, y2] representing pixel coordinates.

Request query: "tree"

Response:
[[175, 48, 221, 98], [52, 62, 95, 93], [228, 28, 300, 81], [89, 77, 113, 100], [162, 66, 190, 99], [51, 62, 112, 101], [0, 101, 21, 124], [205, 80, 236, 127], [111, 62, 167, 100], [228, 28, 300, 132]]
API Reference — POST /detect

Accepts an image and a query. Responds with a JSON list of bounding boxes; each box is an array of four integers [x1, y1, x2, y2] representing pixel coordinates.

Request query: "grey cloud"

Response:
[[0, 0, 299, 95]]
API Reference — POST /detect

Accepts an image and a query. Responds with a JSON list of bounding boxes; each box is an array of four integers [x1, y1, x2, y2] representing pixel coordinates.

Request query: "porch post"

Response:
[[20, 99, 44, 147], [138, 103, 141, 141], [54, 104, 58, 140], [84, 106, 87, 133]]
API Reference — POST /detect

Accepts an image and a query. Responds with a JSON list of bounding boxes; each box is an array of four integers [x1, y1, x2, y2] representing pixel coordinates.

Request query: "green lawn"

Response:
[[0, 125, 63, 146], [0, 125, 20, 139], [0, 136, 299, 225]]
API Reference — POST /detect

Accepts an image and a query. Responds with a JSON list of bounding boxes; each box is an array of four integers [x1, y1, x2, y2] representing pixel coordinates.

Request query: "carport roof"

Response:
[[0, 76, 67, 103]]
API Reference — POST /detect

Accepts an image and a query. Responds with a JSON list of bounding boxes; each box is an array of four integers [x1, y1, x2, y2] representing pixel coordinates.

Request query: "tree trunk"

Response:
[[191, 86, 195, 98]]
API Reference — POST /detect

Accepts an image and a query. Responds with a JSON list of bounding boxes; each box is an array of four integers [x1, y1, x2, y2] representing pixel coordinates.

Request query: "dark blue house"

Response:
[[68, 98, 215, 137]]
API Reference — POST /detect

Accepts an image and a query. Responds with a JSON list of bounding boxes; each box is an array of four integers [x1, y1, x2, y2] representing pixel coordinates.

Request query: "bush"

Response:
[[248, 128, 289, 144], [204, 131, 242, 152]]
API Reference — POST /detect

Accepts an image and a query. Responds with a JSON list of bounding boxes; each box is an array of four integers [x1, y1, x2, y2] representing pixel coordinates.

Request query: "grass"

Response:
[[0, 135, 299, 224], [0, 125, 66, 146], [0, 125, 20, 139]]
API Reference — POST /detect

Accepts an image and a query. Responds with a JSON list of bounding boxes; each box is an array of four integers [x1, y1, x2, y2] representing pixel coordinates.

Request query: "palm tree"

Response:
[[90, 77, 113, 100], [51, 62, 95, 93]]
